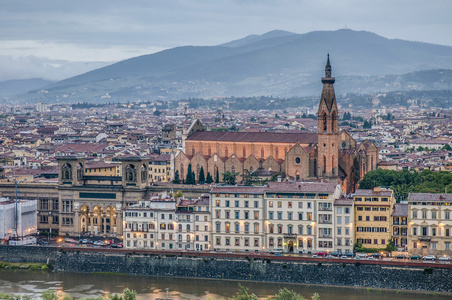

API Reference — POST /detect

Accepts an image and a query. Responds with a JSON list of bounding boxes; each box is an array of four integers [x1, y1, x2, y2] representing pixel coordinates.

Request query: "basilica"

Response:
[[174, 55, 378, 193]]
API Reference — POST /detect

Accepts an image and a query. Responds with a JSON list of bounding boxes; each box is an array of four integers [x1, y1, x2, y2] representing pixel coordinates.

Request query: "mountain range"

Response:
[[6, 29, 452, 104]]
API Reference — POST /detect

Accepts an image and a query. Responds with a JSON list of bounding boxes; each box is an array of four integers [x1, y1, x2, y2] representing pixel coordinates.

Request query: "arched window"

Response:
[[243, 147, 246, 158], [313, 159, 317, 177], [180, 164, 184, 180], [323, 112, 327, 131], [371, 156, 374, 170], [323, 155, 326, 173], [187, 234, 191, 242], [192, 147, 195, 155], [269, 224, 274, 233], [76, 163, 83, 180], [225, 147, 228, 158], [62, 163, 72, 180], [214, 165, 218, 181], [261, 147, 264, 158], [208, 147, 212, 156], [275, 147, 279, 159], [232, 166, 235, 173], [197, 164, 200, 179], [126, 164, 136, 182]]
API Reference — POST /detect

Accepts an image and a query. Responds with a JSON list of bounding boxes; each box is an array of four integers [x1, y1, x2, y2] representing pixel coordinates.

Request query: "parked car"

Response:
[[340, 256, 351, 259], [439, 255, 450, 262], [367, 257, 377, 260], [314, 251, 328, 256], [409, 255, 421, 260], [311, 254, 319, 258], [371, 253, 382, 259], [326, 255, 334, 258], [423, 255, 436, 261], [395, 254, 406, 259], [117, 243, 123, 248], [331, 251, 342, 257]]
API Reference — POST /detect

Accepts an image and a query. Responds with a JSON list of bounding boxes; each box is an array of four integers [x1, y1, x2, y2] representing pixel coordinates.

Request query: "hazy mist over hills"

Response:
[[6, 29, 452, 104]]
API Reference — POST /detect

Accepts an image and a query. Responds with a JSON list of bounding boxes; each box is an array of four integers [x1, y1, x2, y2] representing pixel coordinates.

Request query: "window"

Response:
[[269, 212, 274, 219], [245, 223, 250, 233], [225, 238, 230, 246], [235, 211, 240, 219], [337, 216, 342, 224], [288, 212, 292, 220], [288, 202, 292, 208], [432, 242, 437, 250], [366, 216, 370, 221], [269, 201, 273, 208], [244, 211, 249, 219], [225, 211, 230, 219], [235, 200, 239, 207], [288, 225, 293, 234], [307, 226, 312, 235], [226, 200, 230, 207], [446, 212, 450, 220], [278, 201, 282, 208], [298, 226, 303, 235], [307, 202, 311, 209], [216, 223, 220, 233], [216, 237, 221, 245], [254, 211, 259, 219], [432, 227, 437, 236], [412, 211, 417, 219], [446, 242, 450, 250], [278, 225, 282, 234], [216, 200, 220, 207], [269, 224, 274, 233], [245, 201, 249, 207], [235, 238, 240, 246], [413, 227, 417, 235], [269, 238, 274, 247], [422, 211, 427, 219], [298, 213, 303, 220], [345, 217, 350, 224], [337, 207, 342, 214], [337, 227, 342, 235], [345, 207, 350, 214], [235, 223, 240, 233], [225, 223, 230, 233], [432, 211, 437, 219], [277, 212, 282, 220], [254, 201, 259, 208], [216, 210, 220, 218], [298, 202, 303, 208], [307, 213, 312, 221], [63, 200, 72, 212], [254, 223, 259, 234]]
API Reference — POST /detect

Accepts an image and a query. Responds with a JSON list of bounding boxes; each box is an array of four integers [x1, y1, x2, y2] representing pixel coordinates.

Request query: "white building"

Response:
[[333, 197, 354, 254], [123, 198, 177, 250], [210, 182, 343, 254], [0, 197, 37, 239]]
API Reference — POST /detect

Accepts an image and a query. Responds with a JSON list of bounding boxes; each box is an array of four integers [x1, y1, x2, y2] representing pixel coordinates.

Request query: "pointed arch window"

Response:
[[261, 147, 264, 158], [232, 166, 235, 173], [243, 147, 246, 158], [323, 155, 327, 174], [208, 147, 212, 156], [275, 147, 279, 159], [192, 147, 195, 155], [180, 164, 184, 180], [225, 147, 228, 158], [323, 112, 327, 131]]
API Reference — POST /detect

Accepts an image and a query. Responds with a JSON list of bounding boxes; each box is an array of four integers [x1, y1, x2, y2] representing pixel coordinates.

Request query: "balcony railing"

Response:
[[319, 207, 332, 211], [319, 220, 332, 224]]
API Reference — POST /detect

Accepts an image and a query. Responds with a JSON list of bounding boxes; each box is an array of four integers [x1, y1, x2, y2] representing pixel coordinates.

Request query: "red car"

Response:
[[315, 252, 328, 256]]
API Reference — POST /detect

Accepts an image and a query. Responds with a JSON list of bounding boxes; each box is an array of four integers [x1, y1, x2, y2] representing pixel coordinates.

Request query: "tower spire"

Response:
[[325, 53, 331, 78]]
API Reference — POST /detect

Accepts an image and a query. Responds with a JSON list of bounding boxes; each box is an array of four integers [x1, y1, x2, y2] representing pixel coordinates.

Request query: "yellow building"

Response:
[[354, 187, 395, 249], [150, 154, 171, 183], [85, 163, 118, 176]]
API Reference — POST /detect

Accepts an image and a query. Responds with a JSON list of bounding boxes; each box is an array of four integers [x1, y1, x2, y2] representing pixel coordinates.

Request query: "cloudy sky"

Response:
[[1, 0, 451, 81]]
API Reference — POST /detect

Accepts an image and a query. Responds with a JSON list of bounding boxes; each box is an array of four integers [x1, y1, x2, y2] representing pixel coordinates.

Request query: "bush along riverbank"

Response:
[[0, 261, 53, 271], [0, 285, 320, 300]]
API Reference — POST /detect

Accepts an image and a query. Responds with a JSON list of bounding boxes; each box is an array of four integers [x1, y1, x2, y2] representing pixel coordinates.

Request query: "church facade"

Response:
[[174, 56, 378, 193]]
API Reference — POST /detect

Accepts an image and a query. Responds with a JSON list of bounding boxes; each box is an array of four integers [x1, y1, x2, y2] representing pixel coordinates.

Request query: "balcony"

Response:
[[319, 220, 332, 224], [418, 236, 431, 242], [320, 235, 332, 239], [283, 234, 297, 239], [319, 207, 332, 211]]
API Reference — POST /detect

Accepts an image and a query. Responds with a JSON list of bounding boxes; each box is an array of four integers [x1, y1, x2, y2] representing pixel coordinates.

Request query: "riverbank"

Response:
[[1, 245, 451, 293]]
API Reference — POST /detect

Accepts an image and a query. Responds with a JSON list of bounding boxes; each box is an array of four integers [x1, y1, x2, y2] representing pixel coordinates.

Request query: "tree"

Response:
[[122, 288, 137, 300], [185, 164, 195, 184], [198, 166, 205, 184], [174, 190, 183, 198], [232, 284, 258, 300], [173, 170, 180, 184], [350, 157, 360, 193], [385, 239, 397, 252], [205, 172, 213, 184], [271, 288, 305, 300], [215, 168, 220, 183], [442, 144, 452, 151], [153, 110, 161, 116], [222, 171, 239, 185]]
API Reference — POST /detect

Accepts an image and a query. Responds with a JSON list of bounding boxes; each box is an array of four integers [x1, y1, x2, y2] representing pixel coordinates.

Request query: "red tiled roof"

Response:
[[407, 193, 452, 202], [187, 131, 317, 144], [266, 181, 338, 193]]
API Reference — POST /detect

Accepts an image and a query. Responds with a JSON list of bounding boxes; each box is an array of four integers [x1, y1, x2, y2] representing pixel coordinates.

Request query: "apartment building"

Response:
[[333, 197, 354, 254], [407, 193, 452, 256], [210, 182, 342, 254], [354, 187, 395, 249], [210, 186, 266, 252], [123, 198, 177, 250], [391, 203, 408, 249]]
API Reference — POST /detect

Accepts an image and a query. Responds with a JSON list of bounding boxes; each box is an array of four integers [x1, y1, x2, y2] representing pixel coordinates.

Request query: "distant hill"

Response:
[[11, 29, 452, 104], [0, 78, 54, 98]]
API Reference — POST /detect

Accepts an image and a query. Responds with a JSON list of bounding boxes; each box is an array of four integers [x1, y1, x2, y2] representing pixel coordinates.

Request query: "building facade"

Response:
[[354, 187, 395, 249], [175, 56, 379, 194], [407, 193, 452, 256]]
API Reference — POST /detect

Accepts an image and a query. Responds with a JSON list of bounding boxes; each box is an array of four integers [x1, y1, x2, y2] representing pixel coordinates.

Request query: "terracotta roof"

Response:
[[210, 186, 266, 194], [407, 193, 452, 202], [187, 131, 317, 144], [392, 203, 408, 217], [334, 198, 354, 206], [354, 188, 393, 197], [266, 181, 338, 193]]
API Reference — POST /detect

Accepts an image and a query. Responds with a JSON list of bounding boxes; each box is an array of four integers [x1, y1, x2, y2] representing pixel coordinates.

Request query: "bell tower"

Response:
[[317, 54, 339, 178]]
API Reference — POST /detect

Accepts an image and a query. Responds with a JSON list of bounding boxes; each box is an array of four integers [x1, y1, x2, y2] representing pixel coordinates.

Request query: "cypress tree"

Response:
[[173, 170, 180, 184], [199, 166, 205, 184], [206, 172, 213, 184], [215, 168, 220, 183]]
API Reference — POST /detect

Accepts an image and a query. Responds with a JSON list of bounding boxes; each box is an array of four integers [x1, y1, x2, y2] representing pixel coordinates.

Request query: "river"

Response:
[[0, 269, 448, 299]]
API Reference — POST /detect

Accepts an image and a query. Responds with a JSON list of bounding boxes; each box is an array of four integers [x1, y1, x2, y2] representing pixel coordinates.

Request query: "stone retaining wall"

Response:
[[1, 246, 451, 293]]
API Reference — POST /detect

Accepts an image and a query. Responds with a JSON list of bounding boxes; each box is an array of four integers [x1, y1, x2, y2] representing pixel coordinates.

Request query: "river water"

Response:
[[0, 269, 448, 299]]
